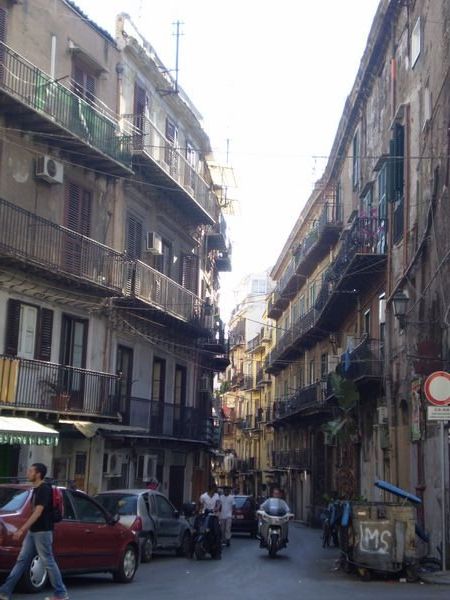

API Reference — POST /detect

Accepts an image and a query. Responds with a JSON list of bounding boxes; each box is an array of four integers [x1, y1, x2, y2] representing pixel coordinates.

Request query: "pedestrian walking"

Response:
[[0, 463, 69, 600], [219, 486, 235, 547]]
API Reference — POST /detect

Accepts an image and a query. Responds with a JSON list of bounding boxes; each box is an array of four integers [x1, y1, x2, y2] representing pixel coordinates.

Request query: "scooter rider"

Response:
[[198, 484, 222, 547], [258, 487, 291, 546]]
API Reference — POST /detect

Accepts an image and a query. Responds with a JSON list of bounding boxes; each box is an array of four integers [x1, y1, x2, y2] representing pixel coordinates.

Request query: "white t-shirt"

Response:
[[200, 492, 220, 512], [219, 494, 235, 519]]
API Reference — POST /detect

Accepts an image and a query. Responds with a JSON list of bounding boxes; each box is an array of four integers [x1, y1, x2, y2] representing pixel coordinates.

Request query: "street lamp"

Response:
[[392, 290, 409, 329]]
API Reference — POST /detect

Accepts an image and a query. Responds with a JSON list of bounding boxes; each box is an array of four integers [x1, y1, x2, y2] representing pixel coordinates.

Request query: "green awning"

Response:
[[0, 417, 59, 446]]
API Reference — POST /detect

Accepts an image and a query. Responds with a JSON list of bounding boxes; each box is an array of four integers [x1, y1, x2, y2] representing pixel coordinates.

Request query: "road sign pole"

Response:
[[440, 420, 447, 572]]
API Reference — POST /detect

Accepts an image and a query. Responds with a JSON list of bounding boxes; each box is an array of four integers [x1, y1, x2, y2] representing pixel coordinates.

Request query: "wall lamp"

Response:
[[392, 290, 409, 329]]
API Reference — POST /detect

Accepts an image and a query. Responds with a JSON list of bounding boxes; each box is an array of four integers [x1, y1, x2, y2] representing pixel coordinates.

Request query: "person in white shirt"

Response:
[[199, 484, 221, 513], [219, 487, 235, 547]]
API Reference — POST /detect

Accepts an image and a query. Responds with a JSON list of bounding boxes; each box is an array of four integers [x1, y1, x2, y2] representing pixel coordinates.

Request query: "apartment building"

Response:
[[0, 0, 230, 507], [266, 0, 450, 548]]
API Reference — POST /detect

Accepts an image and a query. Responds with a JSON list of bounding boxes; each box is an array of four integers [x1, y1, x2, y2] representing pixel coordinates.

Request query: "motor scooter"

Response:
[[257, 499, 294, 558], [191, 509, 222, 560]]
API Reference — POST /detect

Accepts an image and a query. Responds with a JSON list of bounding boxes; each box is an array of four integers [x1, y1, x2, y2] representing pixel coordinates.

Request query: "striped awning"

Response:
[[0, 417, 59, 446]]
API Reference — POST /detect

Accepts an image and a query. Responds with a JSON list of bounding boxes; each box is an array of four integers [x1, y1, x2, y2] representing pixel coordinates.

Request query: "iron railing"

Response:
[[0, 198, 128, 293], [0, 355, 120, 417], [128, 398, 214, 442], [272, 449, 311, 470], [134, 261, 203, 323], [0, 42, 131, 169], [123, 114, 217, 221], [339, 337, 384, 380], [273, 382, 326, 420]]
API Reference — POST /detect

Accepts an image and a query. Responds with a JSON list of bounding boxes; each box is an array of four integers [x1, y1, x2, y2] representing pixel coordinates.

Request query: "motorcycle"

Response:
[[257, 499, 294, 558], [191, 509, 222, 560]]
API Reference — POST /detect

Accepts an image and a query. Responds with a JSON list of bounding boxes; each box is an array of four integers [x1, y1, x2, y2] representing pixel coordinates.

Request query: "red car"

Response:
[[0, 484, 139, 593]]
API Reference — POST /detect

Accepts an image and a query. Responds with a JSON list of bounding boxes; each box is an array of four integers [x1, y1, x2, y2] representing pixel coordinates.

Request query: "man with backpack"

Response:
[[0, 463, 68, 600]]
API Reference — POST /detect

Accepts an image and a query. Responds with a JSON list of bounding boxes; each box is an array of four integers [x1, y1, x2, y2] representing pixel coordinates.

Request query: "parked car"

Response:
[[231, 495, 258, 537], [95, 489, 192, 562], [0, 484, 139, 593]]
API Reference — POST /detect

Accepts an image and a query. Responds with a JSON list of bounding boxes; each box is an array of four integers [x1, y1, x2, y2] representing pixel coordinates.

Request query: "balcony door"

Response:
[[117, 345, 133, 416], [63, 183, 91, 276], [173, 365, 187, 436], [60, 315, 88, 411], [151, 358, 165, 435]]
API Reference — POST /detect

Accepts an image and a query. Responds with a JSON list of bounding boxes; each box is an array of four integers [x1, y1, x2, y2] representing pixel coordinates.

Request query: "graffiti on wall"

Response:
[[358, 522, 392, 555]]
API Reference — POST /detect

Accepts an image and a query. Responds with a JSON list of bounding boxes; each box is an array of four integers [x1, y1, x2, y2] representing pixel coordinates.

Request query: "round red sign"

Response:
[[424, 371, 450, 406]]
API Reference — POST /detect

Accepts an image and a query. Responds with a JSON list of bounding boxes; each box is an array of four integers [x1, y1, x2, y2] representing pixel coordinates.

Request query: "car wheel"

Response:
[[141, 535, 154, 563], [176, 531, 192, 557], [18, 554, 48, 593], [113, 545, 138, 583]]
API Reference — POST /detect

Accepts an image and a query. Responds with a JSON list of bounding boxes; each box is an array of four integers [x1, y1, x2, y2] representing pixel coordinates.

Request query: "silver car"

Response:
[[95, 489, 191, 562]]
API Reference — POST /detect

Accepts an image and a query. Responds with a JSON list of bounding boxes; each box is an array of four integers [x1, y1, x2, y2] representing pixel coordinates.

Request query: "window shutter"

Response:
[[85, 74, 96, 102], [387, 139, 396, 202], [0, 8, 7, 43], [37, 309, 54, 362], [180, 254, 199, 295], [64, 183, 91, 236], [394, 124, 404, 197], [126, 215, 143, 259], [5, 299, 21, 356], [134, 83, 147, 115]]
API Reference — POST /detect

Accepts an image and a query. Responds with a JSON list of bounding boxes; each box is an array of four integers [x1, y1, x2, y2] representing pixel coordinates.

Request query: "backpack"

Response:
[[51, 486, 64, 523]]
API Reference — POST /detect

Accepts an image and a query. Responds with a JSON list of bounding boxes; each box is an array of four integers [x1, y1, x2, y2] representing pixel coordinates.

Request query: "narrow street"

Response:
[[10, 525, 449, 600]]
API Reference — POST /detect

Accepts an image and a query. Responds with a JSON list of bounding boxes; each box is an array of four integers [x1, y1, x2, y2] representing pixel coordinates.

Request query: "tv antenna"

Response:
[[157, 20, 184, 96]]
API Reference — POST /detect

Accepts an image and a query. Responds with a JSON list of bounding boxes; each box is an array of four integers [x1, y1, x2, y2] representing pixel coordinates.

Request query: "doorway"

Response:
[[60, 316, 88, 411], [117, 346, 133, 416], [169, 465, 185, 509]]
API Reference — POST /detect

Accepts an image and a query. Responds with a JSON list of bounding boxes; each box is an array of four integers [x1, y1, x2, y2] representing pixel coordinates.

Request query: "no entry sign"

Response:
[[424, 371, 450, 406]]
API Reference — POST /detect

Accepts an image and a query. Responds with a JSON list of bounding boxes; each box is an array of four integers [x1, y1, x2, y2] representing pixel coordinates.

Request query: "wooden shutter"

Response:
[[64, 183, 91, 236], [180, 254, 199, 295], [134, 83, 147, 115], [37, 309, 54, 362], [5, 299, 21, 356], [126, 215, 143, 259], [0, 8, 7, 43]]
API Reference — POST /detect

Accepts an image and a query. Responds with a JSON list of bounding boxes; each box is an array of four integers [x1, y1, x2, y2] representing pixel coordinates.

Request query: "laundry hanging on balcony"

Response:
[[0, 416, 59, 446]]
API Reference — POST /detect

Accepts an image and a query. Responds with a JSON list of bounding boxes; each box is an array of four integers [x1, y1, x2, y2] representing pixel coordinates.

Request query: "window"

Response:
[[151, 358, 166, 434], [390, 124, 405, 243], [72, 60, 96, 104], [155, 239, 172, 278], [155, 494, 175, 519], [411, 17, 421, 67], [174, 365, 187, 424], [361, 186, 372, 218], [377, 164, 388, 253], [309, 360, 315, 384], [352, 130, 360, 189], [363, 309, 371, 336], [185, 141, 196, 188], [251, 279, 267, 295], [299, 296, 305, 317], [62, 491, 76, 521], [5, 299, 53, 361], [180, 253, 199, 294], [309, 283, 317, 309], [126, 214, 143, 259], [64, 183, 91, 236], [71, 492, 106, 524], [320, 353, 328, 379], [165, 117, 178, 166]]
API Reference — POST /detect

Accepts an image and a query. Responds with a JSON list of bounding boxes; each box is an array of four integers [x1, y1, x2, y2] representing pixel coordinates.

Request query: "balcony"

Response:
[[0, 355, 120, 419], [243, 375, 255, 390], [256, 367, 271, 387], [270, 200, 343, 313], [128, 398, 214, 444], [272, 381, 329, 422], [123, 114, 217, 224], [0, 197, 128, 295], [0, 43, 132, 175], [131, 260, 203, 325], [266, 217, 387, 373], [231, 372, 244, 388], [236, 457, 257, 472], [214, 246, 232, 272], [229, 319, 246, 347], [272, 449, 311, 470], [198, 326, 230, 372], [267, 291, 282, 320], [206, 214, 228, 252], [338, 337, 384, 384]]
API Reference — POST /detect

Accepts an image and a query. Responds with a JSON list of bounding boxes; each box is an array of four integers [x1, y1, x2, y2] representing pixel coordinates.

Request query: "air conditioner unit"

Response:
[[137, 454, 157, 482], [36, 155, 64, 184], [103, 452, 127, 477], [146, 231, 163, 255]]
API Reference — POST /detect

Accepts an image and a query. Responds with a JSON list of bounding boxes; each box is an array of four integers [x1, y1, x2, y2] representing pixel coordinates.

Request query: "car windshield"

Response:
[[0, 488, 29, 513], [95, 494, 138, 516], [234, 496, 250, 509]]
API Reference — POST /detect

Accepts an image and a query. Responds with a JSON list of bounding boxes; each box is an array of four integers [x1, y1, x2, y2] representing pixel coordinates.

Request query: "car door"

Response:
[[52, 490, 86, 571], [68, 491, 120, 569], [154, 494, 180, 548]]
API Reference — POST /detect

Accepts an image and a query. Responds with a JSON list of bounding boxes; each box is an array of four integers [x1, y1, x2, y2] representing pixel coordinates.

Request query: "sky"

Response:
[[74, 0, 380, 321]]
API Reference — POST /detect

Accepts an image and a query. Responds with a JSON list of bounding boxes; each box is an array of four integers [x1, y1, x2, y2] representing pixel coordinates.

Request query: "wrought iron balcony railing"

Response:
[[128, 398, 214, 443], [0, 197, 128, 294], [123, 113, 217, 222], [273, 381, 327, 420], [0, 42, 132, 172], [0, 355, 120, 418], [272, 449, 311, 470], [338, 337, 384, 381], [134, 260, 203, 324]]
